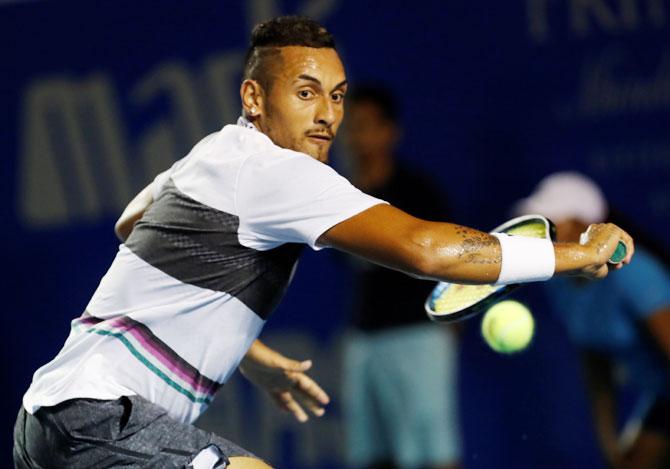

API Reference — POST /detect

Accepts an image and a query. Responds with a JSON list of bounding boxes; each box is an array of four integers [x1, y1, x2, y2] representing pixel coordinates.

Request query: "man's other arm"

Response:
[[114, 183, 155, 242]]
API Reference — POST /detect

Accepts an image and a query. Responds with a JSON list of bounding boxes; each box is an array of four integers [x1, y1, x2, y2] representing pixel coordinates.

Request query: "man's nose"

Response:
[[315, 97, 336, 126]]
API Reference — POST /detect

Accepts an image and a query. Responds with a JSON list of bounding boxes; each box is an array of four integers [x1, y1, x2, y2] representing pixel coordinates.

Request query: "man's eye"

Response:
[[332, 92, 344, 102], [298, 90, 314, 99]]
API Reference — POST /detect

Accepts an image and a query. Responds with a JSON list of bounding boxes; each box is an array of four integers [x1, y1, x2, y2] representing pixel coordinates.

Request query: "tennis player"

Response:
[[14, 16, 634, 469]]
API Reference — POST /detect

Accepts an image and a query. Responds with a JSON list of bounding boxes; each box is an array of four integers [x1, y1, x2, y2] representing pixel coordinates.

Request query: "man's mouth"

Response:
[[307, 134, 332, 142]]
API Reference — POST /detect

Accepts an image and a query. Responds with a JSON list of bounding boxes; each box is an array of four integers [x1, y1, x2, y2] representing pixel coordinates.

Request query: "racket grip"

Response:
[[608, 241, 627, 264]]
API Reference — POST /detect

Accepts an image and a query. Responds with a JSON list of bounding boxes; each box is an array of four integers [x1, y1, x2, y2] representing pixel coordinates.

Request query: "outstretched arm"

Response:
[[240, 340, 330, 423], [318, 204, 634, 285]]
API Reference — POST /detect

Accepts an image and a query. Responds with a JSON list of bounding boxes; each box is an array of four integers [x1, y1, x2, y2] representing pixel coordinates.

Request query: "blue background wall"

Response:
[[2, 1, 669, 467]]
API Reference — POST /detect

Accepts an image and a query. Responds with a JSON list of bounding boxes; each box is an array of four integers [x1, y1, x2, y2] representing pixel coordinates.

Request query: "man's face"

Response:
[[257, 46, 347, 163]]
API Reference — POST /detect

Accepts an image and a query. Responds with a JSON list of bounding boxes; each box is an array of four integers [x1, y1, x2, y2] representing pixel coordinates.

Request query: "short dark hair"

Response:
[[243, 16, 336, 91], [348, 84, 399, 123]]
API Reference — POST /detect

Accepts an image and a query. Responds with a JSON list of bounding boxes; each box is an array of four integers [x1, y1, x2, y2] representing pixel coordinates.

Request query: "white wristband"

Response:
[[492, 232, 555, 285]]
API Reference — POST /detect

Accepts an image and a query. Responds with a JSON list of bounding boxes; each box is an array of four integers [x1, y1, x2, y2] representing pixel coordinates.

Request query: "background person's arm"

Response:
[[581, 350, 622, 468], [318, 204, 633, 285], [645, 306, 670, 363]]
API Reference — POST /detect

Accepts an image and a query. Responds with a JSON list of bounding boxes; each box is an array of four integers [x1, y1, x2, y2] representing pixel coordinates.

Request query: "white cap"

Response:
[[513, 171, 608, 224]]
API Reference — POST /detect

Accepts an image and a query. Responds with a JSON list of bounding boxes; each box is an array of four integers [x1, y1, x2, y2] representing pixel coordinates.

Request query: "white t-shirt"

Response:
[[23, 120, 385, 423]]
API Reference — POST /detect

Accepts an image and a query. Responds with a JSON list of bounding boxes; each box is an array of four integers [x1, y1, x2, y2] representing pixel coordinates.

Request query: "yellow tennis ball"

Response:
[[481, 300, 535, 354]]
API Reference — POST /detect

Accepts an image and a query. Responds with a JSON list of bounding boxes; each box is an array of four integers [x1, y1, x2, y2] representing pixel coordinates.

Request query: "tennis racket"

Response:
[[425, 214, 556, 323], [425, 215, 628, 322]]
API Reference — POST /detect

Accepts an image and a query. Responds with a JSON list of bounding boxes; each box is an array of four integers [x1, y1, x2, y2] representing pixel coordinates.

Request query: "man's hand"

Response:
[[555, 223, 634, 280], [239, 340, 330, 423], [577, 223, 634, 279]]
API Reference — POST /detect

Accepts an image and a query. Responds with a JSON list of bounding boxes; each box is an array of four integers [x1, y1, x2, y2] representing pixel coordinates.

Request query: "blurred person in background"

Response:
[[514, 171, 670, 469], [340, 85, 462, 469]]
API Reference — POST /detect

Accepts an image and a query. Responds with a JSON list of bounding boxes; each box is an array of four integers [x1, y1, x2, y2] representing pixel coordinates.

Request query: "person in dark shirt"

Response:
[[340, 85, 462, 469]]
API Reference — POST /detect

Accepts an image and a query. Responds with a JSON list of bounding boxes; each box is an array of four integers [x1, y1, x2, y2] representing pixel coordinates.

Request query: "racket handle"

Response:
[[608, 241, 627, 264]]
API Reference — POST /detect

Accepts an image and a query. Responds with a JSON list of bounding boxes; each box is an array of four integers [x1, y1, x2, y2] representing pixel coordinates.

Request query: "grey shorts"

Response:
[[13, 396, 256, 468]]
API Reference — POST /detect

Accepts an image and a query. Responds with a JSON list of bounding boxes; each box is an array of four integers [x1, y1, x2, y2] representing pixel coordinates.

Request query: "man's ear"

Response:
[[240, 79, 264, 119]]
